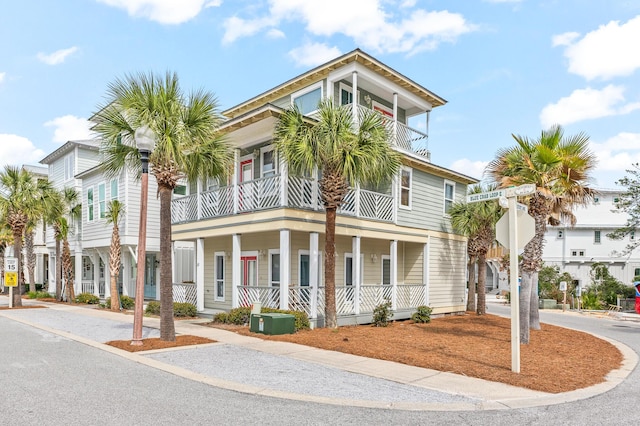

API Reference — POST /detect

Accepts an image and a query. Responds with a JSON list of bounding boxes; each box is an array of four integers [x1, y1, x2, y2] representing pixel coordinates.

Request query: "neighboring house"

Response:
[[544, 188, 640, 288], [171, 49, 476, 325]]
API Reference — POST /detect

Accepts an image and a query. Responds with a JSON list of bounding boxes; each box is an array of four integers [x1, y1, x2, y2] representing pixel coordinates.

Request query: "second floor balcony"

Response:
[[171, 173, 395, 225]]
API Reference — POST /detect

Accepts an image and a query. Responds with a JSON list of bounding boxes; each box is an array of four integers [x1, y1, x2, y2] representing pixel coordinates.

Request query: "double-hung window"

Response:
[[64, 153, 74, 181], [400, 167, 412, 209], [110, 179, 118, 200], [594, 230, 601, 244], [214, 252, 225, 301], [87, 188, 94, 221], [444, 180, 455, 215], [292, 83, 322, 115], [98, 183, 106, 219]]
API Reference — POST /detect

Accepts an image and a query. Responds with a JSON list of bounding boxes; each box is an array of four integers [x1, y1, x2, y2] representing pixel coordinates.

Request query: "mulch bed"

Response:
[[106, 335, 216, 352]]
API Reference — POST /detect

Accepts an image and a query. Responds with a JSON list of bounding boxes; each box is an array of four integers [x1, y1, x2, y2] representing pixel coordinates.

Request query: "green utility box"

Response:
[[250, 313, 295, 335]]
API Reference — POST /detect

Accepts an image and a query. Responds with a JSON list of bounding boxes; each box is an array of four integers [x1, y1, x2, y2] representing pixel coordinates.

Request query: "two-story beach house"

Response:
[[171, 49, 476, 325]]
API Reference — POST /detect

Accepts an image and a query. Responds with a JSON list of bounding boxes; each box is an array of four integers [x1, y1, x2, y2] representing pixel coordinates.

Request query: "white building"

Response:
[[543, 189, 640, 288]]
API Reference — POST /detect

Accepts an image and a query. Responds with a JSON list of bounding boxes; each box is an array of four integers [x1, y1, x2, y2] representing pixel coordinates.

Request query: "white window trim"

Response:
[[444, 180, 456, 216], [381, 254, 391, 286], [64, 153, 75, 181], [557, 230, 564, 239], [291, 82, 323, 115], [98, 182, 106, 220], [260, 144, 277, 178], [399, 167, 412, 210], [110, 178, 119, 200], [87, 186, 95, 222], [298, 250, 309, 287], [214, 251, 225, 301], [338, 82, 360, 106], [344, 253, 364, 286], [594, 230, 601, 244], [268, 249, 280, 287]]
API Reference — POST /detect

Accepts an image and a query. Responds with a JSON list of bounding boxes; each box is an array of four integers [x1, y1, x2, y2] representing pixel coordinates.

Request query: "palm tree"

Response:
[[274, 99, 402, 328], [450, 184, 503, 315], [0, 166, 41, 306], [486, 125, 596, 343], [105, 199, 124, 311], [0, 226, 12, 292], [57, 217, 76, 302], [92, 71, 232, 341]]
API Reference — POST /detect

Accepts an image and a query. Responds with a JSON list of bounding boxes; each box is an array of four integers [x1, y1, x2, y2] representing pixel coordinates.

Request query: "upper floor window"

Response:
[[399, 167, 412, 209], [444, 180, 455, 215], [292, 83, 322, 115], [571, 249, 585, 257], [64, 153, 74, 181], [593, 196, 600, 204], [261, 147, 277, 178], [87, 188, 94, 222], [110, 179, 118, 200], [173, 185, 187, 196], [594, 230, 601, 244], [98, 183, 106, 219], [631, 231, 636, 241], [557, 230, 564, 239]]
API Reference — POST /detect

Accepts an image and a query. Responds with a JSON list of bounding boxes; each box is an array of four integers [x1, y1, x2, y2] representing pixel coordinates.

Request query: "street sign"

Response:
[[467, 189, 505, 203], [559, 281, 567, 292], [4, 257, 18, 287], [495, 210, 535, 250]]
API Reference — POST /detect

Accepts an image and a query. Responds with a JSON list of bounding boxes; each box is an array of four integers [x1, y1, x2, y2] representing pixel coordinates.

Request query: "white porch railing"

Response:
[[237, 286, 280, 309], [81, 280, 94, 294], [173, 282, 197, 305]]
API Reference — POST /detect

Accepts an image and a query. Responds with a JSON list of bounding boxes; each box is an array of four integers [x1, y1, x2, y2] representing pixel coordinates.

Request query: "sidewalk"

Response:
[[1, 295, 636, 412]]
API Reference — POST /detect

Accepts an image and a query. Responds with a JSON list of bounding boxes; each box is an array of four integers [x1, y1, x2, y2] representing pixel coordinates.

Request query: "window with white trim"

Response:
[[214, 252, 225, 301], [98, 183, 106, 219], [400, 167, 412, 209], [594, 230, 601, 244], [630, 231, 636, 241], [87, 187, 94, 222], [261, 146, 277, 178], [110, 179, 118, 200], [557, 230, 564, 239], [381, 255, 391, 285], [64, 153, 74, 181], [269, 250, 280, 288], [571, 249, 586, 257], [292, 83, 322, 115], [444, 180, 455, 214]]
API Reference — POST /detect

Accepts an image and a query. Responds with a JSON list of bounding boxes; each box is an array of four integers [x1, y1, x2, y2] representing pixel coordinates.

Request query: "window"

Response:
[[292, 83, 322, 115], [338, 82, 359, 106], [613, 197, 620, 204], [594, 230, 601, 244], [214, 252, 225, 301], [110, 179, 118, 200], [630, 231, 636, 241], [444, 180, 455, 214], [593, 196, 600, 204], [635, 268, 640, 277], [400, 167, 412, 209], [87, 188, 94, 221], [98, 183, 106, 219], [261, 147, 277, 178], [571, 250, 586, 257], [64, 153, 74, 181], [381, 255, 391, 286], [173, 185, 187, 196], [557, 230, 564, 239], [269, 250, 280, 287]]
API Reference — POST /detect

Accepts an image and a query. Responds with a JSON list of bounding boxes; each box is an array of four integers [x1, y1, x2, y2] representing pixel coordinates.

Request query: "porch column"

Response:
[[196, 238, 205, 312], [99, 250, 111, 299], [392, 172, 398, 224], [74, 248, 82, 297], [233, 149, 240, 215], [393, 92, 398, 146], [196, 180, 203, 220], [280, 156, 288, 207], [279, 229, 291, 310], [352, 236, 361, 315], [351, 71, 358, 126], [231, 234, 241, 308], [309, 232, 319, 323], [47, 251, 55, 293], [390, 240, 398, 310], [122, 250, 131, 297], [89, 253, 99, 297], [36, 253, 44, 285], [423, 239, 430, 306]]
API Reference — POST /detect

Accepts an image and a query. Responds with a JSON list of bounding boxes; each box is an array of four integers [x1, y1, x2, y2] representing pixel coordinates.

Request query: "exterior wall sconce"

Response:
[[371, 253, 377, 262], [258, 249, 267, 259]]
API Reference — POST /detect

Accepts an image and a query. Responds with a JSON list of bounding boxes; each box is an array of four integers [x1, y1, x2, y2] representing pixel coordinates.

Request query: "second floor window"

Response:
[[64, 153, 74, 181], [110, 179, 118, 200], [400, 168, 412, 209], [261, 148, 276, 177], [594, 230, 601, 244], [87, 188, 94, 221], [444, 181, 455, 214], [98, 183, 106, 219], [292, 83, 322, 115]]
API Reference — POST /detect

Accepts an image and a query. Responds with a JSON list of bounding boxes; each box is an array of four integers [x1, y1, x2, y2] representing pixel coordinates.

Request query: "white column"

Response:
[[196, 238, 205, 312], [393, 92, 398, 146], [102, 251, 111, 299], [233, 149, 240, 215], [90, 253, 100, 297], [74, 250, 82, 297], [280, 229, 291, 310], [423, 239, 430, 306], [390, 240, 398, 310], [36, 253, 44, 285], [352, 236, 361, 315], [231, 234, 241, 308], [48, 251, 55, 293], [309, 232, 319, 323], [392, 172, 398, 224], [196, 179, 203, 220], [280, 156, 288, 207], [351, 71, 358, 125]]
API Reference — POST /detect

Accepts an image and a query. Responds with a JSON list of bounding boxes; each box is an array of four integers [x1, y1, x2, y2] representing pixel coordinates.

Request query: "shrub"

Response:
[[75, 292, 100, 304], [173, 302, 197, 317], [213, 312, 229, 323], [27, 290, 52, 299], [372, 301, 393, 327], [581, 292, 603, 310], [106, 295, 135, 310], [227, 307, 252, 325], [411, 305, 432, 323], [145, 301, 161, 315]]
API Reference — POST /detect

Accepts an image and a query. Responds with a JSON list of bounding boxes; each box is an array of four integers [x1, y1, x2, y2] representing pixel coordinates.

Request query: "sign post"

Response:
[[559, 281, 567, 311], [468, 184, 535, 373], [4, 257, 18, 309]]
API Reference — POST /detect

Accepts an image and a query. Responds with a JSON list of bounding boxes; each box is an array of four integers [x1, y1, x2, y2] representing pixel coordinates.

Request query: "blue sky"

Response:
[[1, 0, 639, 188]]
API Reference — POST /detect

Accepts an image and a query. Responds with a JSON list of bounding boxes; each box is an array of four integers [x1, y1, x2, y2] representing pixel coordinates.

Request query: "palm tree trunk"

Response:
[[519, 271, 534, 344], [55, 237, 62, 300], [324, 207, 337, 328], [159, 185, 175, 341], [477, 253, 487, 315], [466, 255, 476, 312], [530, 271, 540, 330], [62, 239, 75, 303], [25, 231, 36, 293], [109, 228, 121, 312], [12, 229, 23, 307]]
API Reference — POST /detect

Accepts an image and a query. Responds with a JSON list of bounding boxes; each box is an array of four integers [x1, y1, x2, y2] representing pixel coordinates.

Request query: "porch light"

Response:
[[371, 253, 377, 263]]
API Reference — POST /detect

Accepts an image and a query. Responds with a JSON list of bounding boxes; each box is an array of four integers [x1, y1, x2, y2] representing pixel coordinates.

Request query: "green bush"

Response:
[[372, 301, 393, 327], [581, 292, 603, 310], [75, 292, 100, 304], [213, 312, 229, 323], [27, 290, 53, 299], [145, 300, 160, 315], [106, 295, 135, 310], [174, 302, 197, 317], [411, 305, 432, 323], [227, 306, 252, 325], [213, 306, 310, 331]]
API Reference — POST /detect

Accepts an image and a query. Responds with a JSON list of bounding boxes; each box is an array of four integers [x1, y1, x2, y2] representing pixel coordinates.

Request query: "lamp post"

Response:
[[131, 125, 155, 346]]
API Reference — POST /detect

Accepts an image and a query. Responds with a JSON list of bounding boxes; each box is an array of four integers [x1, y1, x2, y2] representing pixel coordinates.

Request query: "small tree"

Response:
[[608, 163, 640, 255], [588, 262, 634, 306]]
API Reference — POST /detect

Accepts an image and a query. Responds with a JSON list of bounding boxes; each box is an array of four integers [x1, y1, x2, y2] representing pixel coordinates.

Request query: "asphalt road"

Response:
[[1, 304, 639, 425]]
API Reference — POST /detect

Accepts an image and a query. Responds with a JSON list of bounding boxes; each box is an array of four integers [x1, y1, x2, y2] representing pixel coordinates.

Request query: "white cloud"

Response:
[[97, 0, 216, 25], [539, 85, 640, 127], [557, 15, 640, 80], [37, 47, 78, 65], [590, 132, 640, 172], [266, 28, 285, 39], [449, 158, 487, 181], [222, 1, 476, 55], [288, 42, 342, 67], [0, 72, 5, 85], [551, 31, 580, 47], [0, 134, 46, 167], [44, 115, 93, 143]]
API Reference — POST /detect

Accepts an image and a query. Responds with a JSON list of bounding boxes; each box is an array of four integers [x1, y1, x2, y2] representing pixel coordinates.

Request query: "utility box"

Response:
[[250, 313, 295, 335]]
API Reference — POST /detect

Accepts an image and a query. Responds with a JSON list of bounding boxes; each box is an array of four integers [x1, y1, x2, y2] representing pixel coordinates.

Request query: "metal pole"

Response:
[[508, 195, 520, 373], [9, 286, 13, 309], [131, 149, 150, 346]]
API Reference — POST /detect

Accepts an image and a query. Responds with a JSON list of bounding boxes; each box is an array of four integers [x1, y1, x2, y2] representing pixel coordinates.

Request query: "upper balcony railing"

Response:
[[171, 173, 394, 225]]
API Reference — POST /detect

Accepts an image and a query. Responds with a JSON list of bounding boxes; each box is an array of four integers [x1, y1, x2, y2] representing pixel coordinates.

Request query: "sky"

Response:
[[1, 0, 639, 189]]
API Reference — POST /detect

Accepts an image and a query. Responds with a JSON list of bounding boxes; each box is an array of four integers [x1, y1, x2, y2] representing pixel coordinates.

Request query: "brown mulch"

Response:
[[106, 335, 216, 352], [204, 313, 623, 394]]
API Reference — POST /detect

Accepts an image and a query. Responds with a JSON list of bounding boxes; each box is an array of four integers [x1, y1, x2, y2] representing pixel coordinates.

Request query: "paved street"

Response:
[[1, 297, 639, 425]]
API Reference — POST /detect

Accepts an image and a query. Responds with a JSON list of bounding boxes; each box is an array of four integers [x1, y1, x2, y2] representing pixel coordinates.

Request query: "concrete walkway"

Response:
[[1, 295, 636, 411]]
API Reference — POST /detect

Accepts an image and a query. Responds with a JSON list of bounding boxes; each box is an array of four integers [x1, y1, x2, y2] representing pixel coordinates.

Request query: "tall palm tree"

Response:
[[105, 199, 124, 311], [0, 226, 12, 292], [92, 71, 232, 341], [450, 184, 503, 315], [486, 125, 596, 343], [274, 99, 402, 328], [57, 217, 76, 302], [0, 166, 41, 306]]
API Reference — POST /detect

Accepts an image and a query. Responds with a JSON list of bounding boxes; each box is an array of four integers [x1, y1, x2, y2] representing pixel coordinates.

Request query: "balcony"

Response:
[[171, 174, 395, 225]]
